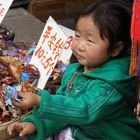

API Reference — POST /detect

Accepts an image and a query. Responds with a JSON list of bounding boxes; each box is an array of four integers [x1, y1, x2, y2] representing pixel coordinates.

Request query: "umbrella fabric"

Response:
[[129, 0, 140, 76]]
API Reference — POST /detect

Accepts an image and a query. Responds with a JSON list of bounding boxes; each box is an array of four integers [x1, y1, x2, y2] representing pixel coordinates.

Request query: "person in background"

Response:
[[7, 0, 140, 140]]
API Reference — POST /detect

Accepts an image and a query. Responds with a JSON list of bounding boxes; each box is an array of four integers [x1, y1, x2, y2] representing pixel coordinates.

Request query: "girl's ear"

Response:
[[110, 41, 124, 57]]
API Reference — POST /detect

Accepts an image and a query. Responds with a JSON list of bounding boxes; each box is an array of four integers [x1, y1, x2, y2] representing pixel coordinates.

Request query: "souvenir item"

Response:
[[3, 85, 21, 102]]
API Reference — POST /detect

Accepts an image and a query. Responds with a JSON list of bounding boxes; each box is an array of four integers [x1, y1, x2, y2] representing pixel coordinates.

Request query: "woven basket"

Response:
[[0, 111, 32, 140]]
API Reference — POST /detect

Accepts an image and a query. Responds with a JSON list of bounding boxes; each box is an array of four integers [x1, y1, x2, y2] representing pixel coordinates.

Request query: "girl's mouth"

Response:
[[77, 54, 84, 61]]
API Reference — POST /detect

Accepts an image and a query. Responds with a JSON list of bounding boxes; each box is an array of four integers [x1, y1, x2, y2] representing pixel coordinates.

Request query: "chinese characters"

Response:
[[0, 4, 5, 17], [34, 25, 64, 76]]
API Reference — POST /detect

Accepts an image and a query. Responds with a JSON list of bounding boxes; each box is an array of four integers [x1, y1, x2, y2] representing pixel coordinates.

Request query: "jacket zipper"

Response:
[[66, 72, 78, 91]]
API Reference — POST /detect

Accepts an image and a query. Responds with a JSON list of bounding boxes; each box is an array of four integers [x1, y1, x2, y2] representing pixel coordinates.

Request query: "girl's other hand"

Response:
[[11, 91, 41, 110], [7, 121, 37, 137]]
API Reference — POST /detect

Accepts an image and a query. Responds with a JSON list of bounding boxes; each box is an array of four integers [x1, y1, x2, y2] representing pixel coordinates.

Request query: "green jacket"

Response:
[[22, 56, 140, 140]]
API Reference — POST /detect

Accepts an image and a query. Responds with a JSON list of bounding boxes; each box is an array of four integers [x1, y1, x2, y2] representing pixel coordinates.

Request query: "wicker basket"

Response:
[[0, 111, 32, 140]]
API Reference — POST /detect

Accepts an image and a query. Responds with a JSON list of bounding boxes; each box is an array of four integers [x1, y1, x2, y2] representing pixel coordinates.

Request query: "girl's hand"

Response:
[[11, 91, 41, 110], [7, 121, 37, 137]]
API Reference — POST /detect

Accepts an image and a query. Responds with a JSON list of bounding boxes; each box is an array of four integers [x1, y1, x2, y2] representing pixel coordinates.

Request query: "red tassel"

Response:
[[129, 39, 138, 74]]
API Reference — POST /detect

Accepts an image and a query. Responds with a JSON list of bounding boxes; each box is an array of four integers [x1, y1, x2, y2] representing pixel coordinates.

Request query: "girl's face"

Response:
[[71, 16, 112, 68]]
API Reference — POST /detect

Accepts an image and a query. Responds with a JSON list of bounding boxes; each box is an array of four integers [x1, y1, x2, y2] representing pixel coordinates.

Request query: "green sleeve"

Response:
[[21, 114, 67, 140], [19, 65, 76, 139], [34, 81, 125, 125]]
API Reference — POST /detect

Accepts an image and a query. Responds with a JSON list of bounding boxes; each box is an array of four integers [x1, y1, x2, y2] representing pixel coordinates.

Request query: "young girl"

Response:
[[7, 0, 140, 140]]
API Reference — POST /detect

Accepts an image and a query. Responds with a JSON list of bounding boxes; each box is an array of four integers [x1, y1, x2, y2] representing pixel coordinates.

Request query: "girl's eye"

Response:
[[74, 30, 80, 39], [75, 34, 80, 39], [87, 39, 94, 43]]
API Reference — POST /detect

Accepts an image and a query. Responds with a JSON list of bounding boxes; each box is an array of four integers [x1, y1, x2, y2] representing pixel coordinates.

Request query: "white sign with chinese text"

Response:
[[30, 16, 67, 89], [0, 0, 14, 24]]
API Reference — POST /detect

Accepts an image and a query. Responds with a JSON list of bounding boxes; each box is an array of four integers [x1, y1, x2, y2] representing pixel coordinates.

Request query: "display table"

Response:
[[2, 7, 45, 43]]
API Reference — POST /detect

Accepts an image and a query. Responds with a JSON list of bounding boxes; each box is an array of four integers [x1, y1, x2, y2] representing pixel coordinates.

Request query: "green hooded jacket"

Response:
[[22, 56, 140, 140]]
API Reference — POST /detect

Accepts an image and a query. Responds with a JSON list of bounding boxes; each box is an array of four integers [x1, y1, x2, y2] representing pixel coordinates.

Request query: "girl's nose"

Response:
[[77, 40, 85, 51]]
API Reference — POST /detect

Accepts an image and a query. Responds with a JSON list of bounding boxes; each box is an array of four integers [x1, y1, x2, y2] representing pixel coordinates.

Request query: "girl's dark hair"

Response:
[[76, 0, 133, 57]]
